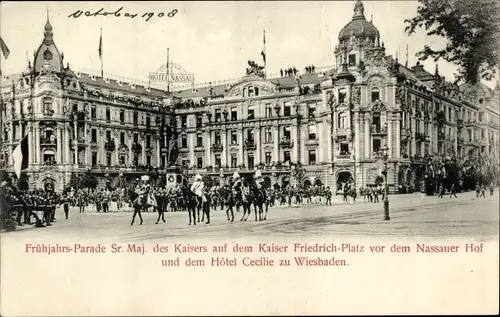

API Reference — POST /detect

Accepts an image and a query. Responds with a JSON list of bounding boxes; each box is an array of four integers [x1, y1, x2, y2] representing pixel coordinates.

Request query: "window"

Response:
[[231, 108, 238, 121], [339, 89, 346, 103], [308, 104, 316, 118], [284, 151, 291, 162], [119, 155, 126, 166], [308, 150, 316, 165], [106, 153, 112, 166], [231, 155, 237, 168], [146, 115, 151, 128], [120, 132, 125, 145], [371, 88, 380, 102], [215, 109, 222, 122], [181, 115, 187, 128], [197, 157, 203, 168], [43, 98, 53, 114], [120, 110, 125, 122], [247, 154, 254, 169], [247, 129, 254, 142], [133, 133, 139, 143], [106, 131, 111, 140], [348, 54, 356, 66], [181, 135, 188, 148], [265, 127, 272, 143], [72, 103, 78, 112], [284, 126, 291, 140], [214, 131, 221, 144], [479, 112, 484, 122], [196, 114, 203, 128], [91, 107, 97, 119], [265, 104, 273, 118], [231, 130, 237, 144], [92, 129, 97, 142], [146, 135, 151, 148], [92, 153, 97, 166], [146, 155, 151, 166], [340, 143, 349, 154], [372, 112, 381, 132], [373, 139, 381, 153], [215, 155, 221, 167], [133, 111, 138, 125], [448, 108, 452, 121], [247, 106, 255, 120], [284, 103, 291, 116], [338, 112, 347, 129], [308, 125, 316, 140], [196, 134, 203, 147], [265, 152, 272, 165], [106, 108, 111, 121]]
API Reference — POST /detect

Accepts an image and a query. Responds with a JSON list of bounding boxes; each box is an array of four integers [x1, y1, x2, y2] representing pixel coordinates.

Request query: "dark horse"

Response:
[[219, 186, 240, 222], [182, 185, 211, 225], [240, 183, 268, 221], [128, 189, 143, 226], [154, 192, 168, 224]]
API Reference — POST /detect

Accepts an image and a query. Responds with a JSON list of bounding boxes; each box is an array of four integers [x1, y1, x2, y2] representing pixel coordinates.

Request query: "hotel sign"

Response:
[[149, 63, 194, 83]]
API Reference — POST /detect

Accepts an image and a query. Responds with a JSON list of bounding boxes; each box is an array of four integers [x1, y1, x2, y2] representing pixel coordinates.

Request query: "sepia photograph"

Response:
[[1, 0, 499, 315]]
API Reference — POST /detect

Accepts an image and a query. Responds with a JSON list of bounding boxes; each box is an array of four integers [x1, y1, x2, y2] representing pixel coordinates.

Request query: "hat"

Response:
[[232, 172, 240, 179], [254, 170, 262, 179], [195, 174, 202, 181]]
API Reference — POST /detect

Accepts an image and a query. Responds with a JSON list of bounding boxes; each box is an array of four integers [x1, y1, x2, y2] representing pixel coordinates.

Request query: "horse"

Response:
[[218, 186, 240, 222], [251, 185, 268, 221], [197, 188, 211, 224], [154, 191, 168, 224], [240, 185, 256, 221]]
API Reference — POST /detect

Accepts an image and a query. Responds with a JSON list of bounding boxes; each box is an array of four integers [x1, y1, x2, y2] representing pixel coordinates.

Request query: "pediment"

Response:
[[225, 76, 278, 98]]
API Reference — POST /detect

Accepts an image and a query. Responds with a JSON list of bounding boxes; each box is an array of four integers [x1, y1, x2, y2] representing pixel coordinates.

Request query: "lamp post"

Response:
[[381, 146, 390, 221]]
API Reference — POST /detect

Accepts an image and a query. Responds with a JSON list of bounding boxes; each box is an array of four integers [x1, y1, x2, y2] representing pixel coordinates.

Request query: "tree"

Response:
[[405, 0, 500, 83], [69, 170, 99, 191]]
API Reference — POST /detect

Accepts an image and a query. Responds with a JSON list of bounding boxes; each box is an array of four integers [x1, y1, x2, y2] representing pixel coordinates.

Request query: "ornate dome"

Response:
[[33, 11, 64, 74], [338, 0, 379, 42]]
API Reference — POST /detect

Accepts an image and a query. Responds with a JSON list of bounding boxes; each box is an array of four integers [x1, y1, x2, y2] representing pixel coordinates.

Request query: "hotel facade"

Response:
[[2, 1, 499, 193]]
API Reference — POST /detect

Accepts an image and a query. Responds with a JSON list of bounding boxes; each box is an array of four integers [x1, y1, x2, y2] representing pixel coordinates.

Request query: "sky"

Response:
[[1, 1, 496, 89]]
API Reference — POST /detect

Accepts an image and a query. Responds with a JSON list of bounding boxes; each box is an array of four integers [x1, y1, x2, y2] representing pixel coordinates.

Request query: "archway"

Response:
[[303, 179, 312, 188], [263, 176, 272, 189], [314, 178, 323, 186], [336, 171, 352, 193], [18, 179, 29, 191]]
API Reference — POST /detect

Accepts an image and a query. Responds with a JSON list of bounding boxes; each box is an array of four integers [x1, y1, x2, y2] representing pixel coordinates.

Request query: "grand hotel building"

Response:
[[2, 1, 499, 193]]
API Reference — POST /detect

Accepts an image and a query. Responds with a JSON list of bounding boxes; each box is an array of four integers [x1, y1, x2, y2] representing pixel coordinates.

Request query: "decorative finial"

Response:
[[435, 63, 440, 76], [353, 0, 365, 20]]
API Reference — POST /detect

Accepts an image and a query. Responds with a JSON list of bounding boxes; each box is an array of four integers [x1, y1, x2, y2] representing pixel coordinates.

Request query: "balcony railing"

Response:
[[243, 139, 256, 150], [279, 138, 294, 148], [335, 153, 352, 160], [370, 125, 387, 134], [41, 137, 57, 145], [211, 143, 223, 152]]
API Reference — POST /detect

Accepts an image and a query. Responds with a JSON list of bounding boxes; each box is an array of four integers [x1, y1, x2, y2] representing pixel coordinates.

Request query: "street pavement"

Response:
[[2, 191, 498, 242]]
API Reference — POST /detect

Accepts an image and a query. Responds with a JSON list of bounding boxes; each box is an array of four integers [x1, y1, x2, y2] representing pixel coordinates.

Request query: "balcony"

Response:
[[401, 128, 411, 140], [69, 111, 87, 121], [40, 137, 57, 145], [43, 109, 55, 117], [370, 125, 387, 135], [464, 140, 480, 148], [243, 139, 257, 151], [211, 143, 224, 152], [415, 132, 429, 142], [457, 119, 464, 128], [279, 138, 294, 148], [457, 137, 464, 145], [105, 139, 116, 152], [335, 152, 352, 160], [70, 137, 87, 148], [132, 142, 142, 154], [437, 132, 446, 141]]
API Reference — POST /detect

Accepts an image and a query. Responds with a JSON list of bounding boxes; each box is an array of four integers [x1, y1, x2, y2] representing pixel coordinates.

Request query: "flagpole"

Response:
[[100, 28, 104, 78], [166, 48, 170, 93], [263, 30, 267, 79]]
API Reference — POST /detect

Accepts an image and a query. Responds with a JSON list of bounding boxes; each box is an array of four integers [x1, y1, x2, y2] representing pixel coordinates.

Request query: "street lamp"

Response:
[[381, 146, 390, 221]]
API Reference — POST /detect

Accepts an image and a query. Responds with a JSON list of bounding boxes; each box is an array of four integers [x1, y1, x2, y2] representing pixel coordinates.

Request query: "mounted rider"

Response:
[[254, 169, 265, 190], [190, 174, 207, 203], [231, 172, 243, 200]]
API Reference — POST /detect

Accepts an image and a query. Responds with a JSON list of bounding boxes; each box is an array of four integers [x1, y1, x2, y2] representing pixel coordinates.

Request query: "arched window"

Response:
[[372, 111, 381, 132], [338, 112, 348, 129], [371, 88, 380, 102], [248, 86, 255, 97], [43, 97, 53, 114], [242, 87, 247, 97]]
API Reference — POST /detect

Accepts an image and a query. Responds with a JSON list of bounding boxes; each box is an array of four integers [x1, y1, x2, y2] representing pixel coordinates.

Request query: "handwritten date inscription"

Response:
[[68, 7, 178, 22]]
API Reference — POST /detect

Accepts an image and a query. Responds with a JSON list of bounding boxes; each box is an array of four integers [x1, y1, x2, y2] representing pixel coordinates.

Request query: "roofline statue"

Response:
[[246, 60, 265, 78]]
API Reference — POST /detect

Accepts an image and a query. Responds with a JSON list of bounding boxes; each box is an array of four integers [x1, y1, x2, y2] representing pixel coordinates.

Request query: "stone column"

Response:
[[35, 123, 41, 164], [99, 129, 106, 166], [141, 134, 146, 165], [56, 126, 61, 164], [291, 126, 298, 162], [387, 114, 392, 159], [221, 129, 227, 167], [114, 131, 119, 165], [255, 127, 261, 164], [395, 113, 401, 159], [65, 123, 70, 164], [156, 137, 161, 167], [411, 118, 416, 156], [73, 121, 78, 165], [238, 127, 244, 165], [354, 112, 360, 161], [317, 122, 324, 163], [189, 134, 195, 164], [205, 131, 211, 166], [273, 125, 279, 162], [364, 113, 370, 158]]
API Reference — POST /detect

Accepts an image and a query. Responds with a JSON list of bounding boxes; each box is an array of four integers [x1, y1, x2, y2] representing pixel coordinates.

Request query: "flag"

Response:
[[12, 134, 29, 179], [0, 36, 10, 59], [98, 29, 103, 59], [260, 30, 266, 64]]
